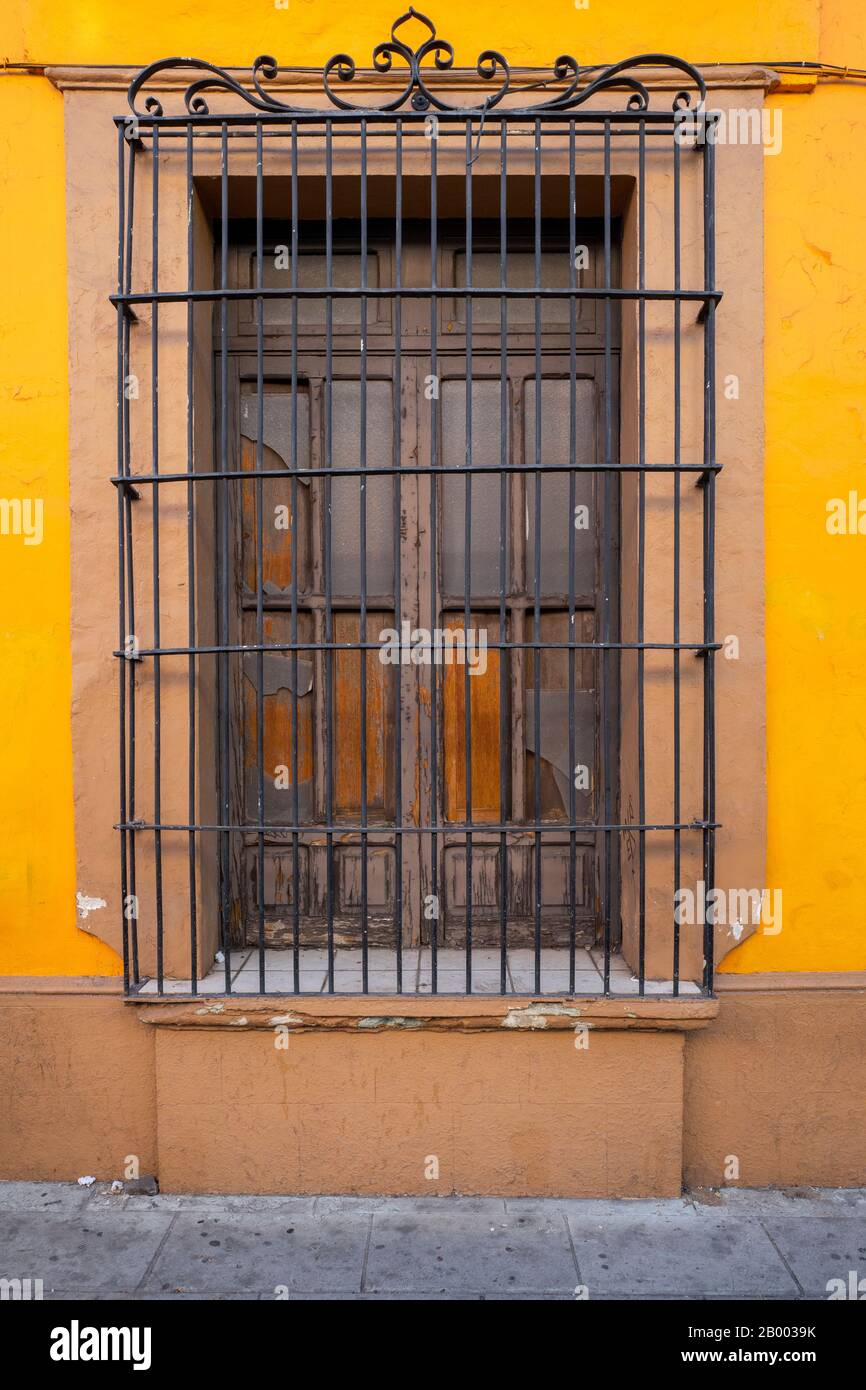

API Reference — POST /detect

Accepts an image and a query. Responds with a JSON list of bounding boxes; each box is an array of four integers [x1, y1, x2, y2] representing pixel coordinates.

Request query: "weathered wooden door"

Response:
[[231, 225, 611, 950]]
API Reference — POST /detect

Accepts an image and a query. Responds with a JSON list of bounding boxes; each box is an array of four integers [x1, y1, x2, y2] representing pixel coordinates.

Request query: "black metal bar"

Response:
[[324, 119, 336, 991], [113, 285, 721, 307], [117, 111, 702, 130], [218, 121, 232, 995], [360, 117, 369, 993], [121, 818, 716, 835], [123, 130, 139, 989], [702, 125, 717, 994], [123, 125, 140, 989], [122, 122, 694, 140], [673, 124, 682, 996], [567, 119, 577, 996], [114, 460, 720, 485], [532, 117, 543, 996], [116, 126, 130, 994], [117, 639, 721, 658], [498, 119, 508, 997], [186, 125, 198, 993], [394, 116, 403, 994], [121, 120, 696, 137], [151, 126, 165, 994], [255, 120, 266, 993], [601, 117, 613, 995], [429, 117, 439, 995], [637, 117, 647, 996], [464, 119, 474, 994], [290, 119, 301, 993]]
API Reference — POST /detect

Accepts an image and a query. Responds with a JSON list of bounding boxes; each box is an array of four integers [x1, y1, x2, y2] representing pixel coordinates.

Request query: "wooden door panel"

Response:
[[240, 389, 311, 595], [442, 613, 504, 824], [243, 610, 315, 825], [333, 610, 395, 819]]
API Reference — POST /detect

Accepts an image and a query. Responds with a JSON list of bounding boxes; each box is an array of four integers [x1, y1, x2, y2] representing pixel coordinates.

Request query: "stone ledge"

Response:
[[0, 976, 123, 995], [134, 993, 718, 1033], [42, 63, 781, 97], [714, 970, 866, 992]]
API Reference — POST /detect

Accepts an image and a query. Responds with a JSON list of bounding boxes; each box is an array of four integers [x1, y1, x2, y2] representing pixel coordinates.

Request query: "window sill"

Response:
[[132, 993, 718, 1033]]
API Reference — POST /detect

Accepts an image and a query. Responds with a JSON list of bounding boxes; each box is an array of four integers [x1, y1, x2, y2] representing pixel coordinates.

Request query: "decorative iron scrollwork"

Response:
[[126, 7, 706, 117], [323, 7, 509, 113]]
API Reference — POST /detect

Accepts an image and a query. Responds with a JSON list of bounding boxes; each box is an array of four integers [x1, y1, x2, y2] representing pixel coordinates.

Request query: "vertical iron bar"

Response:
[[429, 121, 439, 994], [567, 120, 577, 995], [464, 121, 473, 994], [116, 126, 130, 993], [532, 118, 542, 995], [218, 122, 232, 994], [394, 118, 403, 992], [602, 119, 613, 994], [123, 135, 139, 988], [151, 126, 164, 993], [672, 129, 682, 995], [637, 118, 647, 995], [255, 120, 266, 992], [498, 120, 508, 995], [186, 126, 198, 992], [360, 118, 369, 992], [325, 120, 335, 991], [702, 128, 717, 994], [290, 121, 301, 992]]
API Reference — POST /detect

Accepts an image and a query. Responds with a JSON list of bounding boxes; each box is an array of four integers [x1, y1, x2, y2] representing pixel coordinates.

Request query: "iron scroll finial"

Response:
[[322, 7, 510, 113], [126, 11, 707, 118]]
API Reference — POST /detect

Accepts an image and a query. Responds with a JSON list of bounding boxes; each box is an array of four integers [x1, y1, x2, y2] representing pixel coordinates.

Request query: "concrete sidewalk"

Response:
[[1, 1182, 864, 1300]]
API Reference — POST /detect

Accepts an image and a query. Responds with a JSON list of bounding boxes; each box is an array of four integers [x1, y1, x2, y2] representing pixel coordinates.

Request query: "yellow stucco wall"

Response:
[[0, 1, 863, 973], [0, 75, 120, 974], [725, 71, 866, 971]]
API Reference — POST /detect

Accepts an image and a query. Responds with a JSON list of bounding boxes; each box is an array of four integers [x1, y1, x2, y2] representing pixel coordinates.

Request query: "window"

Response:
[[115, 14, 718, 997], [222, 226, 613, 961]]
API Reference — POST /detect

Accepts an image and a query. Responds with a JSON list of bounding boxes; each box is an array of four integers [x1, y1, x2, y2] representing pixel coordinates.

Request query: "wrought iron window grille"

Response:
[[113, 8, 719, 999]]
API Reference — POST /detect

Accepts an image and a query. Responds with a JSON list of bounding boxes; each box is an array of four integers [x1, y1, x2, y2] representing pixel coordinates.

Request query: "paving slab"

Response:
[[0, 1181, 91, 1213], [565, 1202, 800, 1298], [141, 1211, 370, 1295], [365, 1206, 578, 1294], [756, 1213, 866, 1298], [0, 1209, 174, 1294]]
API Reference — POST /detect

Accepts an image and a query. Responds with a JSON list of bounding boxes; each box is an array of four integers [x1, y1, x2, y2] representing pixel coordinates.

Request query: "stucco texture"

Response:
[[0, 1, 864, 973]]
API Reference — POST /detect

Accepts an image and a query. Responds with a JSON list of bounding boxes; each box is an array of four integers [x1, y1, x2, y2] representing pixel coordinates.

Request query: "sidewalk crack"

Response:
[[359, 1211, 374, 1294], [759, 1219, 805, 1298], [134, 1210, 178, 1296], [562, 1209, 583, 1292]]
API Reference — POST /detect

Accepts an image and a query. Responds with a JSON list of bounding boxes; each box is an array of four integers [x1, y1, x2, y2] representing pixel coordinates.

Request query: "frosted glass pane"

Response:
[[441, 379, 508, 597], [260, 252, 378, 326], [330, 381, 394, 597], [454, 251, 576, 326], [524, 379, 596, 596]]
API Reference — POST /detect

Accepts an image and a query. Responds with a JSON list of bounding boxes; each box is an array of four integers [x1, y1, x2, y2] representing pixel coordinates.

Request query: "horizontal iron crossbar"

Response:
[[117, 820, 719, 836]]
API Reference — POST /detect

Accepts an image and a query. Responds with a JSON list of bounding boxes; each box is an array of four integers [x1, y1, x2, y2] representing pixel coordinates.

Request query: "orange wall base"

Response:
[[1, 981, 863, 1196], [154, 1026, 684, 1198], [685, 981, 866, 1189], [0, 986, 156, 1181]]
